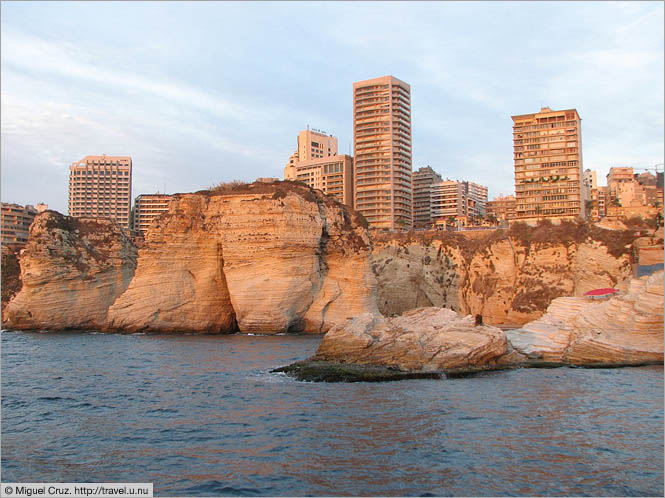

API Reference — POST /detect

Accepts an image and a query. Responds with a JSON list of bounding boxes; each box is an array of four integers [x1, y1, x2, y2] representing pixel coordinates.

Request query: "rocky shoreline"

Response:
[[1, 181, 663, 379], [277, 270, 664, 381]]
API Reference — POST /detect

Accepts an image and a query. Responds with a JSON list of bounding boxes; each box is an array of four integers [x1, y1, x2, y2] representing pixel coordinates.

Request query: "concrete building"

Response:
[[286, 128, 338, 168], [486, 195, 516, 224], [413, 166, 442, 227], [353, 75, 413, 230], [431, 180, 466, 221], [1, 202, 47, 246], [133, 194, 173, 237], [68, 155, 132, 229], [463, 181, 488, 219], [284, 155, 354, 207], [512, 107, 583, 224]]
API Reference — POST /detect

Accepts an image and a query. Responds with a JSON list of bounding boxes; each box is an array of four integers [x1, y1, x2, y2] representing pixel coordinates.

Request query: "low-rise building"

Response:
[[486, 195, 516, 224], [133, 194, 173, 237]]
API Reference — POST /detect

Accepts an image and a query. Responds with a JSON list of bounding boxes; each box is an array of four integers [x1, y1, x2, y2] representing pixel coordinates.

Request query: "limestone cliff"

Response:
[[315, 307, 508, 372], [506, 270, 663, 365], [107, 182, 377, 334], [3, 182, 377, 334], [372, 222, 642, 326], [3, 213, 138, 330]]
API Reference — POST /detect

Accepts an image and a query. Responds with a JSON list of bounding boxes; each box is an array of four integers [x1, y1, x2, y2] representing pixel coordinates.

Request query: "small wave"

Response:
[[179, 480, 261, 496], [146, 408, 178, 414]]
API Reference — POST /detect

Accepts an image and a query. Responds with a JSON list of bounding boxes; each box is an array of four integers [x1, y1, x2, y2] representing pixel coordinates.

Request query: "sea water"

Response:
[[2, 330, 662, 496]]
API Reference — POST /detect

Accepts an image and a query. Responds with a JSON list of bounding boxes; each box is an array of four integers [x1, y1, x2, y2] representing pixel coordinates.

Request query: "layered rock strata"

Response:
[[507, 270, 664, 365], [314, 307, 508, 372], [279, 271, 663, 381], [372, 223, 640, 326], [3, 182, 378, 334], [3, 213, 137, 330]]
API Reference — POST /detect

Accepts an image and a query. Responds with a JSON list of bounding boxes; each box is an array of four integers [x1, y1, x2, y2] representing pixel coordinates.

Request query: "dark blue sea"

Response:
[[1, 330, 663, 497]]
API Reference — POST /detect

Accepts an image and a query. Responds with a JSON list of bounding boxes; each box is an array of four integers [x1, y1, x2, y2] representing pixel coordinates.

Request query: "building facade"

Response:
[[430, 180, 466, 221], [68, 155, 132, 229], [463, 181, 488, 219], [413, 166, 442, 227], [353, 75, 413, 230], [512, 107, 583, 224], [284, 155, 354, 207], [1, 202, 47, 246], [133, 194, 173, 237], [286, 128, 339, 168], [486, 195, 516, 224]]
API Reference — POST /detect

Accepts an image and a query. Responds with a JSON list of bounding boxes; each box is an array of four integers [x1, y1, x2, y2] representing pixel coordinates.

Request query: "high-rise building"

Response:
[[68, 155, 132, 229], [512, 107, 583, 223], [284, 155, 354, 207], [353, 75, 412, 230], [285, 128, 339, 168], [413, 166, 442, 227], [1, 202, 47, 246], [133, 194, 173, 237]]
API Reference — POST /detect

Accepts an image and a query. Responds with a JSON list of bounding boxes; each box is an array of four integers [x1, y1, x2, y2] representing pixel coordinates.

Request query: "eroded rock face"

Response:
[[3, 213, 137, 330], [506, 271, 664, 365], [104, 182, 378, 334], [105, 196, 236, 333], [315, 307, 508, 372], [372, 226, 636, 327]]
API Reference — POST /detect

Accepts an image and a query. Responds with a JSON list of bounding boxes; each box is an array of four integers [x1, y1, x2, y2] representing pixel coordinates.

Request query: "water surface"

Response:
[[2, 330, 663, 496]]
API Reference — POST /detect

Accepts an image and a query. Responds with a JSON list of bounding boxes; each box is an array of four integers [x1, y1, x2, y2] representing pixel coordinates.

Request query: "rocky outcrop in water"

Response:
[[372, 222, 644, 326], [3, 182, 378, 334], [280, 271, 663, 381], [507, 270, 664, 365], [2, 214, 138, 330], [313, 307, 508, 372]]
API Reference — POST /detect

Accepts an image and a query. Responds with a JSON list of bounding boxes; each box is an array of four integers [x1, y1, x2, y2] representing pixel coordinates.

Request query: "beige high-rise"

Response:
[[512, 107, 583, 223], [353, 75, 412, 230], [68, 155, 132, 229]]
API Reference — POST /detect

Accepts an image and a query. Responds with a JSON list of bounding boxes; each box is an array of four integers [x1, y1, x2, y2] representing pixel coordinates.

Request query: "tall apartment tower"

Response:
[[512, 107, 583, 224], [353, 75, 413, 230], [68, 155, 132, 229], [413, 166, 442, 227]]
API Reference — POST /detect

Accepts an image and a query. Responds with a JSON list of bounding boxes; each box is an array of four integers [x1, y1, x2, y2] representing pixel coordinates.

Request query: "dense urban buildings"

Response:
[[133, 193, 173, 237], [283, 129, 354, 207], [512, 107, 584, 224], [413, 166, 442, 227], [353, 75, 413, 230], [283, 154, 354, 207], [427, 179, 489, 227], [68, 155, 133, 229], [1, 202, 48, 246]]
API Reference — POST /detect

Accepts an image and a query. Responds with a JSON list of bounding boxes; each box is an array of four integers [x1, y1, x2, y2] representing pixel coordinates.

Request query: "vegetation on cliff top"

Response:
[[375, 219, 646, 259]]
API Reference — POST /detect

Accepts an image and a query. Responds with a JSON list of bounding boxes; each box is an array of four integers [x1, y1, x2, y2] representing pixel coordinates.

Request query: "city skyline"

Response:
[[2, 1, 663, 214]]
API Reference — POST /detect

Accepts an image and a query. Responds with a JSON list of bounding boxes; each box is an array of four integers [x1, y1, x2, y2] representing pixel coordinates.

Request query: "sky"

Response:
[[1, 1, 663, 214]]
